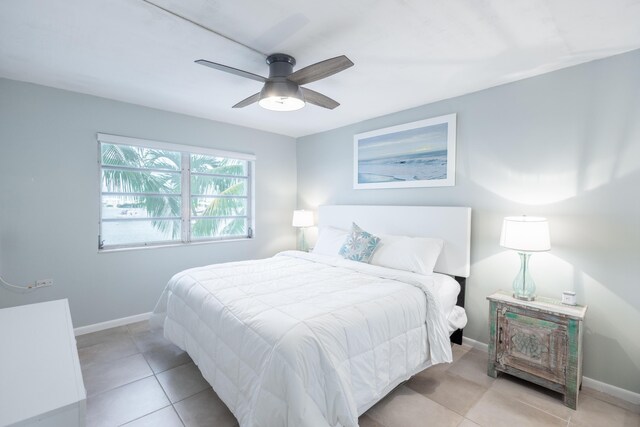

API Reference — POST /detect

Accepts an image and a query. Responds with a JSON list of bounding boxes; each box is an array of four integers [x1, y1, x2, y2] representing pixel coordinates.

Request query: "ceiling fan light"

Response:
[[258, 96, 305, 111], [258, 79, 305, 112]]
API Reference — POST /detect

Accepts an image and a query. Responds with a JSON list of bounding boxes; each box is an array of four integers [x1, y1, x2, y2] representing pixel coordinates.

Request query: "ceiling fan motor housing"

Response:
[[260, 78, 302, 100], [266, 53, 296, 78]]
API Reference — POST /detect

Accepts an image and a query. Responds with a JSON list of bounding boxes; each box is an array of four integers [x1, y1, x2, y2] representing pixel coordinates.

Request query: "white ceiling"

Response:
[[1, 0, 640, 138]]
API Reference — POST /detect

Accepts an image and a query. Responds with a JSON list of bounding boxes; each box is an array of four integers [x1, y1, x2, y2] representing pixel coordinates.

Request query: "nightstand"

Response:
[[487, 291, 587, 409]]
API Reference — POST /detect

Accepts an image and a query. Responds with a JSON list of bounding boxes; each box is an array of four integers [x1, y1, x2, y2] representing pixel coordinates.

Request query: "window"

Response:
[[98, 133, 254, 250]]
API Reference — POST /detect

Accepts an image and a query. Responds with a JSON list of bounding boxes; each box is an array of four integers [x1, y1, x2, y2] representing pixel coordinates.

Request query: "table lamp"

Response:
[[500, 216, 550, 301], [292, 210, 314, 251]]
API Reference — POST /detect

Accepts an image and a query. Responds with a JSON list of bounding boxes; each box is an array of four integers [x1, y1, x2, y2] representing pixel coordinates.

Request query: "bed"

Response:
[[152, 205, 471, 427]]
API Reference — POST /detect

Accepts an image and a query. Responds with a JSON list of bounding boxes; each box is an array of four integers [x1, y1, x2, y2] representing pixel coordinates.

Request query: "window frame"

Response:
[[97, 133, 255, 251]]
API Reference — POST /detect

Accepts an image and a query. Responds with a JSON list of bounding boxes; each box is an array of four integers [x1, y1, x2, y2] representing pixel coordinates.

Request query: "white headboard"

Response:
[[318, 205, 471, 278]]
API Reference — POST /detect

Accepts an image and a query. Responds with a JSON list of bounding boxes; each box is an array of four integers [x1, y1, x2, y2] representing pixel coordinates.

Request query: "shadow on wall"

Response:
[[584, 326, 640, 393], [458, 84, 640, 392], [461, 57, 640, 207]]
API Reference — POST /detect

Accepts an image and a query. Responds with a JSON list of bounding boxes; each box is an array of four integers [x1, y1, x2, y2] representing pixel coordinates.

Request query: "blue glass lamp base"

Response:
[[512, 252, 536, 301], [298, 228, 308, 252], [514, 293, 536, 301]]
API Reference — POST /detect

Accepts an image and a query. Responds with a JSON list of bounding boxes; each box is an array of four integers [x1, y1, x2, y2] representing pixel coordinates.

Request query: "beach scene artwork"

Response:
[[354, 114, 456, 189]]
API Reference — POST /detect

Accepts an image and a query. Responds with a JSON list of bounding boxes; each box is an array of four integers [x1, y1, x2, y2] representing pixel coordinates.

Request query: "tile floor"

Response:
[[78, 321, 640, 427]]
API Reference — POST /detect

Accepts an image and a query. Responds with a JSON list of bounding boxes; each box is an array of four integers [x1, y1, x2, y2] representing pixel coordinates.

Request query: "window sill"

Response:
[[98, 237, 251, 253]]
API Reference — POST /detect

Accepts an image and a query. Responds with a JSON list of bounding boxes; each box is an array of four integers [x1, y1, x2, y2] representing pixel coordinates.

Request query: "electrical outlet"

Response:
[[35, 279, 53, 288]]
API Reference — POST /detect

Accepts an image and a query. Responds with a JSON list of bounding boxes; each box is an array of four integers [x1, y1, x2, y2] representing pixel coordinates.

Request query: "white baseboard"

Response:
[[461, 336, 640, 406], [582, 376, 640, 406], [74, 312, 152, 336], [462, 336, 489, 352]]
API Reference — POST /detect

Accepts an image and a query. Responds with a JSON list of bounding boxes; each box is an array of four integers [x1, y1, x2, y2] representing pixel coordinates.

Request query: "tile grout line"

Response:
[[82, 325, 187, 426], [131, 327, 186, 427], [405, 384, 470, 422], [90, 330, 153, 422], [487, 378, 572, 424], [405, 370, 492, 419], [83, 362, 154, 399], [130, 323, 215, 424], [518, 399, 570, 424], [81, 328, 151, 399], [141, 325, 191, 427], [445, 348, 574, 425], [459, 386, 491, 419], [117, 404, 174, 427]]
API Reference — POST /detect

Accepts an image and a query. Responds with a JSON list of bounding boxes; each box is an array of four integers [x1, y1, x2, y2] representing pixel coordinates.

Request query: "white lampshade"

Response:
[[500, 216, 551, 252], [292, 210, 314, 227]]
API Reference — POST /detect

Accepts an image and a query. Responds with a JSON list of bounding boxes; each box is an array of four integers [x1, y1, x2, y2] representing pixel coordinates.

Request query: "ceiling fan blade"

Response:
[[195, 59, 266, 83], [300, 87, 340, 110], [287, 55, 354, 85], [232, 92, 261, 108]]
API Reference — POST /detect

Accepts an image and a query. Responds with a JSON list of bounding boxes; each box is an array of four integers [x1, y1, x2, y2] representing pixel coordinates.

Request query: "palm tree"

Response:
[[190, 154, 247, 237], [101, 143, 247, 243]]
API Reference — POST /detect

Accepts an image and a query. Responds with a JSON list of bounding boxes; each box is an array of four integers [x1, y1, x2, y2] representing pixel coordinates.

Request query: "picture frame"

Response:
[[353, 113, 457, 189]]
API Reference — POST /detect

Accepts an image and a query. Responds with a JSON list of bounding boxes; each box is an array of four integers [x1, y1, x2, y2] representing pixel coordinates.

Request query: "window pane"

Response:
[[190, 154, 246, 176], [102, 219, 181, 246], [191, 175, 246, 196], [101, 143, 180, 171], [191, 218, 247, 239], [102, 196, 181, 219], [99, 137, 253, 249], [191, 197, 246, 217], [102, 169, 181, 194]]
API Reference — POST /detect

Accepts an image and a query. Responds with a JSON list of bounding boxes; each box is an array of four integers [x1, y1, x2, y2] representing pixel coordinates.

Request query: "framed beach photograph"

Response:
[[353, 113, 457, 189]]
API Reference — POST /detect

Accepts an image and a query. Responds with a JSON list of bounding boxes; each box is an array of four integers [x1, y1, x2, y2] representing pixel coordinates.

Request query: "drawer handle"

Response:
[[499, 326, 503, 344]]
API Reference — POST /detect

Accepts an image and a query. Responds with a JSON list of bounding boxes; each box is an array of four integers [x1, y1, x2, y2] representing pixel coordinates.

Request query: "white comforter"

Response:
[[152, 251, 453, 427]]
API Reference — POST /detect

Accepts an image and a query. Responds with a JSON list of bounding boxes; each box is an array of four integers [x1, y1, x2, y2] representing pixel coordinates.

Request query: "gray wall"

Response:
[[0, 78, 297, 327], [297, 50, 640, 393]]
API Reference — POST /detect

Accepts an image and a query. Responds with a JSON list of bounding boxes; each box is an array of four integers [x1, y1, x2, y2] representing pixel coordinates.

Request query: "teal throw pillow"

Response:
[[338, 223, 381, 263]]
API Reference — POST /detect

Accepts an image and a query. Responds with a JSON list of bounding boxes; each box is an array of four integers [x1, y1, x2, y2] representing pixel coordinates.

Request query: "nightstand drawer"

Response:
[[497, 309, 567, 385]]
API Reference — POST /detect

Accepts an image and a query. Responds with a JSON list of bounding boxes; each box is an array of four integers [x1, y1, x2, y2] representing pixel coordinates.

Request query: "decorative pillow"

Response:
[[370, 234, 444, 275], [312, 226, 349, 257], [338, 223, 381, 263]]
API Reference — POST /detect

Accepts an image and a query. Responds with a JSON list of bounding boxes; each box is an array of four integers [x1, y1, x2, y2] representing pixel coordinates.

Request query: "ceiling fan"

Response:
[[195, 54, 354, 111]]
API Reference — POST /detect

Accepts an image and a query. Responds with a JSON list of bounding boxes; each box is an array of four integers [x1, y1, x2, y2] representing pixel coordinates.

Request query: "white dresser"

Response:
[[0, 299, 86, 426]]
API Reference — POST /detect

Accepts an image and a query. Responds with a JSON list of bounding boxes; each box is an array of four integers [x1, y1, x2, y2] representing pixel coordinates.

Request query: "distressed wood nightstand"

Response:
[[487, 291, 587, 409]]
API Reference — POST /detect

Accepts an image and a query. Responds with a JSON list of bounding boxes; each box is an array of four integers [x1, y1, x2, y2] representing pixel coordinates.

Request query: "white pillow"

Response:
[[370, 234, 444, 275], [312, 226, 349, 257]]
